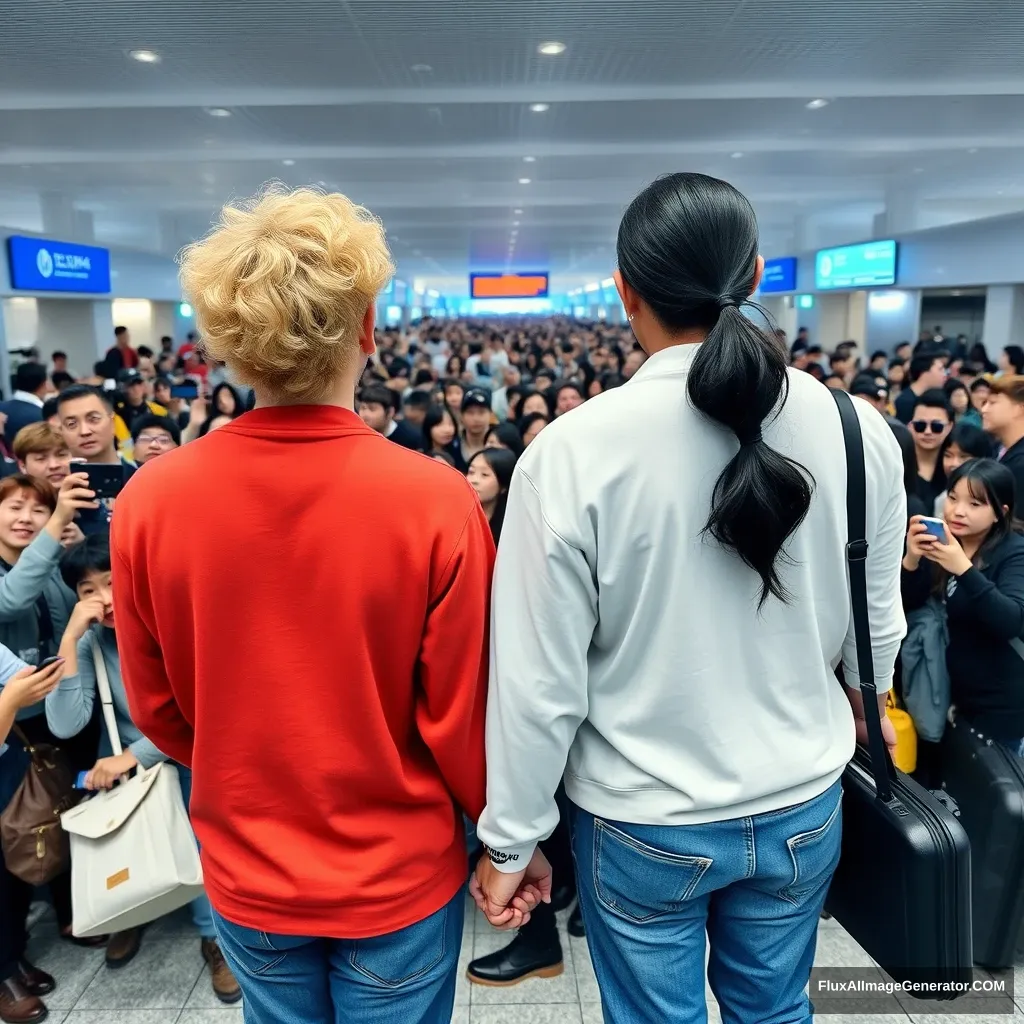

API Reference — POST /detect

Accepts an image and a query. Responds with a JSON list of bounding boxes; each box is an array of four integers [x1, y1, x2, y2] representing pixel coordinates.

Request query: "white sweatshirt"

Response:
[[476, 344, 907, 872]]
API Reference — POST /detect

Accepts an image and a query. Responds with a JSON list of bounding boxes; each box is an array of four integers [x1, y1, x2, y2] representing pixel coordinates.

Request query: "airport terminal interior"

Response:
[[2, 0, 1024, 1021]]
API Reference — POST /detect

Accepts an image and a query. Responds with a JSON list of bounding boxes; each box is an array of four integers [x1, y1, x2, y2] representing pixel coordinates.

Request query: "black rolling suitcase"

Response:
[[940, 713, 1024, 970], [823, 391, 973, 991]]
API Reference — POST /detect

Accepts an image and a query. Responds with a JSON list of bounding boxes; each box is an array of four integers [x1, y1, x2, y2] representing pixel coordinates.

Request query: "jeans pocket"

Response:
[[779, 788, 843, 905], [593, 818, 713, 924], [349, 900, 450, 988], [215, 917, 310, 977]]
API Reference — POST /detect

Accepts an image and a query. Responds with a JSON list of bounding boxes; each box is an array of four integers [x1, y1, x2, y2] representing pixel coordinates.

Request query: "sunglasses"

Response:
[[912, 419, 948, 435]]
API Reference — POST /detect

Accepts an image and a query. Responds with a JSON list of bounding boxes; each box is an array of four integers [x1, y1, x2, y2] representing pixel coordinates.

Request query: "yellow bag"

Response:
[[886, 694, 917, 774]]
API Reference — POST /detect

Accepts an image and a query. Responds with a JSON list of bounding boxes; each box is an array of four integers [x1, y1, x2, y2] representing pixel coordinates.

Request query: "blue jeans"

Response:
[[212, 888, 463, 1024], [176, 764, 216, 940], [572, 779, 843, 1024]]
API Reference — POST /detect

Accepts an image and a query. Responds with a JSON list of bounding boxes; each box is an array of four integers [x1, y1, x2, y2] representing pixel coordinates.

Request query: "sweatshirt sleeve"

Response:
[[841, 408, 908, 693], [476, 466, 596, 872], [415, 501, 494, 822], [45, 634, 97, 740], [0, 531, 63, 622], [947, 550, 1024, 640], [110, 539, 195, 767]]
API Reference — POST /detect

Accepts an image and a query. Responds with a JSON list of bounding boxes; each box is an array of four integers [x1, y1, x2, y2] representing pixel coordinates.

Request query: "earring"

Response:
[[628, 314, 635, 322]]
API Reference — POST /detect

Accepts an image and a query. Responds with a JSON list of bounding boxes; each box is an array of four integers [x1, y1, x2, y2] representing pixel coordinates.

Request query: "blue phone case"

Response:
[[922, 518, 946, 539]]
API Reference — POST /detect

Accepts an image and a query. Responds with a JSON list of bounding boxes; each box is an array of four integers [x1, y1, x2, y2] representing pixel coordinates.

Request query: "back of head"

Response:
[[14, 361, 48, 395], [909, 353, 941, 384], [179, 186, 394, 403], [616, 172, 813, 606], [60, 532, 111, 592]]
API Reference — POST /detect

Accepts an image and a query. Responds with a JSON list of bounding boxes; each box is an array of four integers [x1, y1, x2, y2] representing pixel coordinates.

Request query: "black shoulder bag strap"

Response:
[[831, 388, 895, 803]]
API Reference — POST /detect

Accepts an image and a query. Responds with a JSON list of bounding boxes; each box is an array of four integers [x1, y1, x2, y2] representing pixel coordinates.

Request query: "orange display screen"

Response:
[[470, 273, 549, 299]]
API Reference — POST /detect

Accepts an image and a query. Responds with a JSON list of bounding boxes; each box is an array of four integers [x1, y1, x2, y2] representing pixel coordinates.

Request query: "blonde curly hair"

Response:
[[179, 185, 394, 402]]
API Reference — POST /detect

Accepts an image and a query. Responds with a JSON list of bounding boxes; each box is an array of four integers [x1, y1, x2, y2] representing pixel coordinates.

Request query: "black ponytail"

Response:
[[617, 172, 813, 606]]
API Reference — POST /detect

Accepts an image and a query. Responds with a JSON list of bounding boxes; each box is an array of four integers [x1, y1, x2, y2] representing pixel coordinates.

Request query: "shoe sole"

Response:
[[467, 962, 564, 987], [105, 947, 140, 970], [212, 987, 244, 1005]]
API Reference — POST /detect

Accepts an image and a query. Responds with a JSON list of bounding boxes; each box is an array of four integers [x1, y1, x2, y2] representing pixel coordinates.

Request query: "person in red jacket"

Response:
[[110, 187, 498, 1024]]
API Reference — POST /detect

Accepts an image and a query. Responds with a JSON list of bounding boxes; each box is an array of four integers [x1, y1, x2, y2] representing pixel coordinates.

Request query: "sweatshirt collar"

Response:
[[628, 343, 703, 383], [221, 405, 374, 439]]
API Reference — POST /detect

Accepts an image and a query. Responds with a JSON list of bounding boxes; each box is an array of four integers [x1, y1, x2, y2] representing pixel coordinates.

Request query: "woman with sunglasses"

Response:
[[903, 459, 1024, 754], [909, 388, 954, 508]]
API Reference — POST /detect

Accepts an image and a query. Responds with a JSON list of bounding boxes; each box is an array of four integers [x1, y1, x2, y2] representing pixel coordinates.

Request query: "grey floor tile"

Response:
[[72, 934, 204, 1011], [65, 1013, 181, 1023], [471, 1007, 583, 1024], [24, 921, 105, 1010], [568, 935, 600, 1004], [471, 925, 578, 1005], [450, 1009, 470, 1024], [815, 1016, 911, 1023], [908, 1014, 1024, 1023], [144, 906, 198, 944], [581, 1004, 603, 1024], [178, 1012, 246, 1023], [813, 926, 885, 971]]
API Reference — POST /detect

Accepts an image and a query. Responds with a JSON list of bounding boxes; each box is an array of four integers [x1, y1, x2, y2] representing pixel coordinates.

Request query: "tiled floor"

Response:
[[22, 899, 1024, 1023]]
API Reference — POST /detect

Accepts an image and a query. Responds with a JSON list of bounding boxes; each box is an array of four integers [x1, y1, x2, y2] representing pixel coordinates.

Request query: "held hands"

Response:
[[84, 750, 138, 790], [905, 516, 972, 577], [470, 848, 553, 930], [0, 660, 65, 711], [54, 474, 98, 527]]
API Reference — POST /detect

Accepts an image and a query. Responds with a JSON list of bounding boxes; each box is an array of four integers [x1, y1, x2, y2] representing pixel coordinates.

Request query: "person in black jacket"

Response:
[[982, 375, 1024, 518], [902, 458, 1024, 751], [356, 384, 421, 451]]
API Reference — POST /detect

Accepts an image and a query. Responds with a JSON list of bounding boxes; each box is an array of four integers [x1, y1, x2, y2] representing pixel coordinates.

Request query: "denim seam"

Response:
[[743, 817, 756, 879], [347, 902, 449, 988]]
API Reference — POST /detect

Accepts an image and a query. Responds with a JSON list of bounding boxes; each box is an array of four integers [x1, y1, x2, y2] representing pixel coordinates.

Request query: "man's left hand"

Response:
[[470, 848, 553, 930]]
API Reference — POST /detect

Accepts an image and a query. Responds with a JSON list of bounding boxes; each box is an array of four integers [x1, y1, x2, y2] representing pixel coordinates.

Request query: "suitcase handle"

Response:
[[832, 389, 897, 804]]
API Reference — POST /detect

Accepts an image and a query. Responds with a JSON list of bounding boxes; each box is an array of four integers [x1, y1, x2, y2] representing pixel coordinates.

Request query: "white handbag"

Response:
[[60, 637, 205, 937]]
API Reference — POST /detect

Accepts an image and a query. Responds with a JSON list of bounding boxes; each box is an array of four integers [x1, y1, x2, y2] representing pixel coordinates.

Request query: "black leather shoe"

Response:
[[467, 931, 563, 986], [550, 881, 576, 913], [568, 903, 585, 938]]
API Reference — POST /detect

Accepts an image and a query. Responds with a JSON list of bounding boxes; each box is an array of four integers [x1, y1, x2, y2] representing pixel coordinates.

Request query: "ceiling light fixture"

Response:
[[411, 63, 433, 73], [730, 152, 744, 159], [205, 107, 232, 118], [538, 41, 567, 55], [514, 208, 523, 215], [805, 98, 829, 110], [128, 49, 161, 64], [282, 159, 296, 166], [513, 220, 520, 226], [518, 177, 532, 184], [968, 147, 979, 154], [523, 156, 536, 163], [530, 103, 550, 113]]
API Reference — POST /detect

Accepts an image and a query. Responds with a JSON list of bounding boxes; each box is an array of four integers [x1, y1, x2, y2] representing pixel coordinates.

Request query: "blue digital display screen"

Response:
[[7, 235, 112, 294], [759, 257, 797, 293], [815, 240, 898, 290]]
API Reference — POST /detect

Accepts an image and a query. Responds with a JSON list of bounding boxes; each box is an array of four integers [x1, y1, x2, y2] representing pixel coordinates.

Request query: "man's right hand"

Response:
[[1, 660, 65, 710], [66, 596, 107, 641], [53, 473, 98, 528]]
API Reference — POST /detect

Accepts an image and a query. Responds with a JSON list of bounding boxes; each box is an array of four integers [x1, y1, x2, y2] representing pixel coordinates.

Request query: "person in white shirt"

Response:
[[470, 172, 906, 1024]]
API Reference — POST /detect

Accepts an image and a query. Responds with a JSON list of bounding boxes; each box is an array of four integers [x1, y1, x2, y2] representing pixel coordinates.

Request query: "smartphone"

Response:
[[170, 382, 199, 401], [74, 771, 90, 790], [82, 463, 125, 501], [38, 656, 62, 670], [919, 516, 947, 540]]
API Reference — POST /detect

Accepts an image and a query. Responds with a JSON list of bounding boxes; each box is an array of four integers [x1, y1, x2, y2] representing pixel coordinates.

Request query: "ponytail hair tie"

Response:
[[717, 296, 739, 309], [737, 428, 763, 447]]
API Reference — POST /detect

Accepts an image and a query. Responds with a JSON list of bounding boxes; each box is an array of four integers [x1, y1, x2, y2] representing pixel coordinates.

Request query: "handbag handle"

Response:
[[90, 636, 124, 758], [831, 388, 896, 803]]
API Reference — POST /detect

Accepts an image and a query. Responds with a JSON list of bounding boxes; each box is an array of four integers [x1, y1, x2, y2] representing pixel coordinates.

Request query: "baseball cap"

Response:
[[461, 387, 492, 412], [850, 375, 889, 401], [118, 369, 145, 386]]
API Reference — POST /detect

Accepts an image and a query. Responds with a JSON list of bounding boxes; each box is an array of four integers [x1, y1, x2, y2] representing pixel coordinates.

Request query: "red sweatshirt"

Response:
[[111, 406, 494, 937]]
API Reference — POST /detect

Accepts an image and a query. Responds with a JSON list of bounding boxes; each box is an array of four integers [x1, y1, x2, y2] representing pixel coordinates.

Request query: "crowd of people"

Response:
[[0, 178, 1018, 1024]]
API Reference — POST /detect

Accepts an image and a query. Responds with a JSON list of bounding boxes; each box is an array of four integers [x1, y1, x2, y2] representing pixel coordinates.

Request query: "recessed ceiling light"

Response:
[[316, 180, 327, 186], [730, 152, 743, 159], [514, 208, 523, 215], [912, 166, 924, 174], [205, 107, 232, 118], [523, 156, 537, 163], [538, 41, 567, 55], [530, 103, 550, 113], [513, 220, 520, 226], [968, 147, 979, 154], [518, 177, 532, 184], [128, 49, 161, 64], [411, 63, 433, 73], [806, 98, 829, 110], [282, 159, 296, 166]]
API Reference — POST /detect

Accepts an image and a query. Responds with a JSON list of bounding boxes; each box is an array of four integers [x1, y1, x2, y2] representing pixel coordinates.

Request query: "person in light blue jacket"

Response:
[[45, 535, 240, 1003]]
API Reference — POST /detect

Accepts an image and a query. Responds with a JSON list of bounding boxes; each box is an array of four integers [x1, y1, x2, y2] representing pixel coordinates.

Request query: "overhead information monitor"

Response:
[[815, 240, 898, 290], [7, 235, 112, 294], [470, 272, 549, 299], [759, 257, 797, 293]]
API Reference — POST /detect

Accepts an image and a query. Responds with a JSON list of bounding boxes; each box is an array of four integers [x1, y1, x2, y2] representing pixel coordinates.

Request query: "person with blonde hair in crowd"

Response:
[[112, 187, 496, 1024]]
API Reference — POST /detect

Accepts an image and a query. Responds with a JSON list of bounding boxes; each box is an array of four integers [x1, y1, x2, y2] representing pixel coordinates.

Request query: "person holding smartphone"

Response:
[[902, 458, 1024, 753]]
